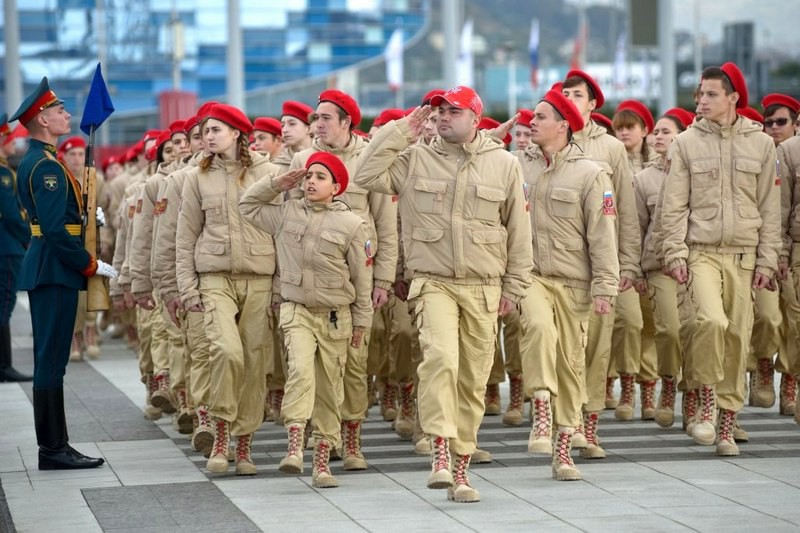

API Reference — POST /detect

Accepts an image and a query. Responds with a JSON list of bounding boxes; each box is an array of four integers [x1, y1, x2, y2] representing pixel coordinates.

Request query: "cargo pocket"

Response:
[[550, 187, 580, 218], [481, 284, 502, 314], [201, 197, 224, 225], [199, 241, 226, 255], [413, 178, 448, 214], [690, 159, 720, 190], [738, 252, 756, 271], [734, 158, 761, 197], [472, 184, 506, 221], [201, 299, 218, 337], [326, 309, 352, 341], [282, 220, 305, 248], [318, 229, 347, 256]]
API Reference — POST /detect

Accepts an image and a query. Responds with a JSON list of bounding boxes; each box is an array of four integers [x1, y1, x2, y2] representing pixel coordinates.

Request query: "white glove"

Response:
[[95, 260, 118, 279], [96, 206, 106, 227]]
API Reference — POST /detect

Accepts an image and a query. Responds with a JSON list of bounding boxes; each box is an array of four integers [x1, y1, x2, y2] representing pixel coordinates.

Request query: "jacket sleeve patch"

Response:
[[602, 190, 616, 216], [365, 239, 374, 267], [43, 175, 59, 191], [1, 175, 11, 188]]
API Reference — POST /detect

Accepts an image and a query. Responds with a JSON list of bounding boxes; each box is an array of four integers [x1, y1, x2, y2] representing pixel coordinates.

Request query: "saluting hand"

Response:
[[489, 113, 520, 144], [274, 168, 307, 192], [405, 105, 432, 141]]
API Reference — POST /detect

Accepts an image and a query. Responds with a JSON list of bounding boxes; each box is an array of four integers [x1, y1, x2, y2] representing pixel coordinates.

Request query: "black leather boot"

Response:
[[33, 388, 105, 470], [0, 324, 32, 382]]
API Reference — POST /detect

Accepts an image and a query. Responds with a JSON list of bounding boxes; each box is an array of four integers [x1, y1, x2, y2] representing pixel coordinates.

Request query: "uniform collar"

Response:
[[29, 138, 57, 154]]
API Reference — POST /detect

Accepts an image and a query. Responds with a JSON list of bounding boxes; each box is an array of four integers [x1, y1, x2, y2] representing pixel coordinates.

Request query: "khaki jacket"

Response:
[[352, 119, 533, 303], [151, 155, 201, 303], [778, 135, 800, 259], [573, 119, 642, 279], [660, 116, 781, 277], [176, 152, 280, 308], [289, 134, 398, 290], [239, 177, 374, 328], [110, 167, 150, 295], [517, 143, 619, 297], [634, 158, 667, 274], [130, 159, 181, 296]]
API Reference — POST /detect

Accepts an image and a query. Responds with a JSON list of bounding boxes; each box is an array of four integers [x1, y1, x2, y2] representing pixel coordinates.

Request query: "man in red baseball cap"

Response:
[[353, 87, 533, 502], [660, 63, 781, 456], [562, 69, 643, 449], [514, 89, 617, 481], [287, 89, 398, 473]]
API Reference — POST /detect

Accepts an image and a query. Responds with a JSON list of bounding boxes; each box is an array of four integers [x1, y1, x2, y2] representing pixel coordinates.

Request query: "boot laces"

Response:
[[620, 375, 635, 405], [699, 386, 715, 422], [605, 377, 615, 399], [660, 378, 676, 408], [757, 358, 774, 387], [236, 435, 252, 462], [684, 390, 699, 419], [583, 413, 599, 446], [452, 455, 470, 486], [485, 385, 500, 404], [271, 389, 284, 413], [344, 421, 361, 455], [509, 375, 524, 410], [782, 374, 797, 402], [399, 381, 415, 418], [382, 383, 397, 411], [178, 389, 188, 409], [555, 433, 574, 466], [432, 436, 450, 471], [212, 419, 229, 457], [197, 406, 210, 427], [315, 441, 331, 474], [641, 380, 657, 409], [718, 410, 735, 442], [147, 374, 158, 396], [287, 425, 302, 456], [533, 398, 551, 439]]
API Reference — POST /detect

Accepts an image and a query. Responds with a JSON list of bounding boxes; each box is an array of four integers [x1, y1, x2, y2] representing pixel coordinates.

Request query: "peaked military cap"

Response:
[[9, 77, 63, 125]]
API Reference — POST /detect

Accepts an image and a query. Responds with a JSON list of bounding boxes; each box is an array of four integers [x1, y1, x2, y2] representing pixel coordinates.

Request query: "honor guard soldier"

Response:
[[660, 63, 781, 456], [354, 86, 533, 503], [11, 77, 118, 469], [0, 113, 33, 382]]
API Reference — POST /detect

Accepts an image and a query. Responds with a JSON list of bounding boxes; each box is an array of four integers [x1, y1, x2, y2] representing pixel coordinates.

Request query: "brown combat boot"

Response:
[[655, 377, 676, 428], [342, 420, 368, 470], [192, 405, 215, 457], [427, 436, 453, 489], [279, 424, 305, 474], [150, 371, 176, 414], [691, 385, 717, 445], [206, 418, 230, 473], [172, 389, 193, 434], [234, 434, 257, 475], [780, 373, 797, 416], [312, 439, 339, 488], [615, 374, 636, 420], [448, 454, 480, 503], [752, 358, 776, 408], [380, 381, 398, 422], [580, 412, 606, 459], [483, 384, 501, 415], [143, 373, 162, 421], [715, 409, 739, 456], [552, 428, 581, 481], [640, 380, 657, 420], [527, 391, 552, 455], [394, 381, 415, 440], [502, 373, 524, 426], [605, 377, 619, 409]]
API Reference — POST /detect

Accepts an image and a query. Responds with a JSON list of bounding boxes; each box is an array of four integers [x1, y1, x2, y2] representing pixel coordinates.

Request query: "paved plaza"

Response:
[[1, 295, 799, 532]]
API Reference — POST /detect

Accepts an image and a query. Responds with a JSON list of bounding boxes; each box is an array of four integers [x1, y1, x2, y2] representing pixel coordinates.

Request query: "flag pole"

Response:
[[83, 119, 108, 311]]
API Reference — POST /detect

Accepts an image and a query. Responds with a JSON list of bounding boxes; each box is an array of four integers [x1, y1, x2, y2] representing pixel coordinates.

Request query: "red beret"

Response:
[[422, 89, 445, 105], [664, 108, 695, 129], [478, 117, 511, 145], [253, 117, 282, 137], [550, 81, 563, 93], [373, 108, 405, 128], [319, 89, 361, 128], [281, 100, 314, 125], [126, 140, 144, 161], [404, 107, 416, 117], [738, 107, 764, 124], [516, 109, 533, 129], [101, 155, 122, 173], [616, 99, 655, 133], [59, 136, 86, 153], [542, 89, 585, 133], [565, 69, 605, 109], [142, 129, 161, 143], [184, 114, 200, 135], [207, 104, 254, 135], [761, 93, 800, 114], [431, 86, 483, 116], [168, 119, 186, 137], [306, 151, 349, 196], [196, 101, 221, 121], [719, 62, 748, 109], [591, 112, 613, 132], [146, 130, 171, 161]]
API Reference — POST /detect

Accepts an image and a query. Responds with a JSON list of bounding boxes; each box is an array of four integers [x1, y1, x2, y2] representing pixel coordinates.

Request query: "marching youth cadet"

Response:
[[253, 117, 284, 159], [12, 77, 118, 469], [273, 101, 314, 172], [0, 113, 33, 383], [240, 152, 372, 488], [774, 94, 800, 419], [288, 90, 397, 471], [592, 113, 614, 136], [151, 110, 216, 454], [354, 86, 533, 503], [562, 71, 642, 450], [660, 63, 781, 456], [176, 104, 279, 475], [749, 94, 800, 414], [634, 109, 690, 428], [612, 100, 659, 420], [517, 90, 618, 480]]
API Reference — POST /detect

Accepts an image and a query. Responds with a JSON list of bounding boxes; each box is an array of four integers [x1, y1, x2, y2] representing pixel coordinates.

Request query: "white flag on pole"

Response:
[[385, 28, 403, 91], [456, 19, 474, 87]]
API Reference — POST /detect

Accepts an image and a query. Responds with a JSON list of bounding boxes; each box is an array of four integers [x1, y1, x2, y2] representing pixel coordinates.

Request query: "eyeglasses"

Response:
[[764, 118, 790, 128]]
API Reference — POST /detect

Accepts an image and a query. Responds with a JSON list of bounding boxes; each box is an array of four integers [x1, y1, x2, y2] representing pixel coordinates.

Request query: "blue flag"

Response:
[[80, 63, 115, 135]]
